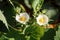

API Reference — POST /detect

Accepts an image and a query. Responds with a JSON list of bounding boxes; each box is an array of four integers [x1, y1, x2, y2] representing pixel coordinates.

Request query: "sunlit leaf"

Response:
[[25, 25, 44, 40], [0, 10, 9, 29], [24, 0, 32, 8], [32, 0, 44, 11]]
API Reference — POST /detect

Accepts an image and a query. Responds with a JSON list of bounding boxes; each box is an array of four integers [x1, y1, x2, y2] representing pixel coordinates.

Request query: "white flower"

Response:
[[16, 13, 30, 24], [36, 14, 49, 25]]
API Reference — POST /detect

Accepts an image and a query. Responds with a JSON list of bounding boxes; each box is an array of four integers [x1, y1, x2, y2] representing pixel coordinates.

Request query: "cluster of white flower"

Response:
[[16, 13, 49, 26]]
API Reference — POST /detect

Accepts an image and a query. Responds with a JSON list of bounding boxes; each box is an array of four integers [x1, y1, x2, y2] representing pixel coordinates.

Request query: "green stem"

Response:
[[22, 25, 29, 34], [33, 9, 37, 18], [9, 0, 15, 8], [12, 1, 26, 12]]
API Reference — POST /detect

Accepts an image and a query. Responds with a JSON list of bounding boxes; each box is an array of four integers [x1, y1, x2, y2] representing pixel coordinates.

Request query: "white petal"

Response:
[[16, 13, 30, 24], [20, 13, 29, 22], [16, 14, 20, 22], [36, 14, 49, 25]]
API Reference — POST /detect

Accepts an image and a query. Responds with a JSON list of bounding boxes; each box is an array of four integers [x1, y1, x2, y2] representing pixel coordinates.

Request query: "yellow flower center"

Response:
[[39, 17, 45, 23], [19, 16, 26, 22]]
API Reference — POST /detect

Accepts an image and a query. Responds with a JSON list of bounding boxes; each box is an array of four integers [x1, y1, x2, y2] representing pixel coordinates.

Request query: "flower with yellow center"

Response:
[[36, 14, 49, 25], [16, 13, 29, 24]]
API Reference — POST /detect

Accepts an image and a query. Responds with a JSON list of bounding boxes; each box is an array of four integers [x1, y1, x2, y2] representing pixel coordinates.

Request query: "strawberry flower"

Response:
[[36, 14, 49, 26], [16, 13, 30, 24]]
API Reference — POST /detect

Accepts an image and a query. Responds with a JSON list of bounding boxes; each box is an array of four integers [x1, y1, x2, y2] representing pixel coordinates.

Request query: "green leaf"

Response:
[[0, 0, 2, 2], [40, 24, 58, 40], [25, 25, 44, 40], [8, 38, 15, 40], [41, 29, 56, 40], [46, 8, 58, 19], [0, 35, 8, 40], [0, 10, 8, 29], [32, 0, 39, 9], [3, 26, 26, 40], [24, 0, 44, 11], [32, 0, 44, 11], [24, 0, 32, 8], [54, 24, 60, 40], [42, 4, 59, 20]]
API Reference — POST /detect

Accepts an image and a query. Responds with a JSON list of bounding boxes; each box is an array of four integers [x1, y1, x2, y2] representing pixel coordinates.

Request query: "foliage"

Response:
[[0, 0, 60, 40]]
